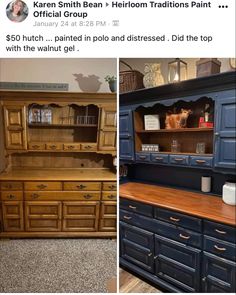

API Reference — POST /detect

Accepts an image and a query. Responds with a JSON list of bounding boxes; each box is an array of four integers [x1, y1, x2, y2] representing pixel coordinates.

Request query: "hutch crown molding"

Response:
[[0, 91, 117, 238]]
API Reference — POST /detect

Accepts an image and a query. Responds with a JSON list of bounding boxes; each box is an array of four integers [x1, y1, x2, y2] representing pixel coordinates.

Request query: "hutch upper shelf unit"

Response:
[[0, 91, 117, 238], [120, 72, 236, 174]]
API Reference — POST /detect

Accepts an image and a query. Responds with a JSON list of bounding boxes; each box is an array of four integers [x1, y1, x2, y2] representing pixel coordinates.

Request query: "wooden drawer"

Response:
[[80, 143, 97, 151], [28, 142, 45, 150], [120, 198, 153, 217], [204, 220, 236, 243], [155, 207, 202, 232], [204, 236, 236, 261], [45, 143, 63, 151], [24, 191, 101, 201], [63, 143, 80, 151], [136, 152, 150, 163], [24, 182, 62, 191], [64, 182, 101, 191], [103, 182, 117, 191], [1, 181, 23, 191], [102, 191, 117, 201], [150, 153, 169, 164], [190, 156, 213, 168], [169, 155, 189, 166], [1, 191, 23, 201]]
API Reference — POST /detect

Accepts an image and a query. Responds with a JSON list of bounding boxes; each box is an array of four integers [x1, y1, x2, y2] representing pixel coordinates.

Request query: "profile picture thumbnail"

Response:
[[6, 0, 28, 23]]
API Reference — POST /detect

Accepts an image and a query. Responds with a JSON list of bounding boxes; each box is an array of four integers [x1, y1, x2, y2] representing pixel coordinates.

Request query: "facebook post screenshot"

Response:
[[0, 0, 235, 294]]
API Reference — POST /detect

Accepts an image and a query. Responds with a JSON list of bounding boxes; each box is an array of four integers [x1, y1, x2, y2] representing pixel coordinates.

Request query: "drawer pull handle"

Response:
[[174, 158, 184, 162], [84, 145, 92, 149], [148, 253, 152, 257], [32, 145, 40, 149], [84, 194, 92, 199], [214, 245, 226, 252], [170, 217, 180, 222], [7, 194, 15, 199], [139, 156, 147, 159], [37, 184, 47, 190], [4, 184, 13, 189], [215, 229, 226, 234], [155, 157, 163, 161], [129, 205, 137, 209], [108, 195, 116, 199], [154, 256, 158, 260], [179, 233, 190, 240], [77, 184, 86, 189], [49, 145, 57, 149], [108, 185, 116, 190], [196, 160, 206, 164], [67, 145, 75, 149], [31, 193, 39, 199], [123, 216, 132, 220]]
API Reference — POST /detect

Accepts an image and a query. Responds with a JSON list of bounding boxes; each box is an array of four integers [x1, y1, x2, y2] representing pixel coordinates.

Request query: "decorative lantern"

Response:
[[168, 58, 187, 83]]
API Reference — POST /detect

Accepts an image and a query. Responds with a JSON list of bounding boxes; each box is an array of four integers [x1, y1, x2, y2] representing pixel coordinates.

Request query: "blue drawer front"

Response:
[[120, 221, 154, 251], [150, 153, 169, 164], [204, 236, 236, 261], [204, 220, 236, 243], [190, 156, 213, 168], [135, 152, 150, 162], [121, 239, 154, 273], [155, 219, 202, 249], [169, 155, 189, 166], [120, 198, 153, 217], [202, 252, 236, 292], [155, 207, 202, 233]]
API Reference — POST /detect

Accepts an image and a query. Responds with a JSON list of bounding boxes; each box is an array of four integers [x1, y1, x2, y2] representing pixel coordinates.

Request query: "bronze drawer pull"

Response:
[[214, 245, 226, 251], [31, 193, 39, 199], [196, 160, 206, 164], [148, 253, 152, 257], [129, 205, 137, 209], [174, 158, 184, 162], [67, 145, 75, 149], [155, 157, 164, 161], [83, 194, 92, 199], [77, 184, 86, 189], [49, 145, 57, 149], [108, 195, 116, 199], [37, 184, 47, 190], [170, 216, 180, 222], [179, 233, 190, 240], [84, 145, 92, 149], [108, 185, 116, 190], [7, 194, 15, 199], [123, 215, 132, 220], [215, 229, 226, 234], [139, 156, 147, 159], [32, 145, 40, 149], [5, 184, 13, 189]]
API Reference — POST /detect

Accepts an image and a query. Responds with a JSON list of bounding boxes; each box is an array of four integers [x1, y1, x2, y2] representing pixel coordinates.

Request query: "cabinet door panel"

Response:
[[99, 130, 116, 150], [25, 201, 61, 231], [120, 137, 134, 161], [99, 201, 116, 231], [120, 110, 133, 135], [119, 110, 134, 161], [2, 201, 24, 231], [63, 201, 99, 231], [100, 108, 116, 130], [4, 105, 27, 150]]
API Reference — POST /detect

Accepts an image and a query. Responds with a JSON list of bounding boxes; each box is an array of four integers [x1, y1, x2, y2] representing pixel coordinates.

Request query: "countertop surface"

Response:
[[0, 168, 116, 181], [120, 182, 236, 226]]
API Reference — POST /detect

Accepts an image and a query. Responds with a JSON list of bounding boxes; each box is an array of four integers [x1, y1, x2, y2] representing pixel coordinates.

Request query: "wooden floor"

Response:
[[119, 268, 162, 293]]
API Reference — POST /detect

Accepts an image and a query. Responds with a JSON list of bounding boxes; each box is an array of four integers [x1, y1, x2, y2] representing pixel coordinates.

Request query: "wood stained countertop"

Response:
[[0, 168, 116, 181], [120, 182, 236, 226]]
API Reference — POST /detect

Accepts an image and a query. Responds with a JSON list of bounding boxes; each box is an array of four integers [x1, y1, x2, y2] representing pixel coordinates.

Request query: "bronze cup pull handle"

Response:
[[67, 145, 75, 149], [84, 145, 92, 149], [84, 194, 92, 199], [32, 145, 40, 149], [170, 216, 180, 222], [174, 158, 184, 162], [139, 155, 147, 159], [37, 184, 47, 190], [123, 216, 132, 220], [108, 195, 116, 199], [148, 253, 152, 257], [77, 184, 86, 189], [50, 145, 57, 150], [129, 205, 137, 210], [31, 193, 39, 199], [215, 229, 226, 234], [108, 185, 116, 190], [196, 160, 206, 164], [179, 233, 190, 240], [214, 245, 226, 251], [7, 194, 15, 200], [155, 157, 164, 161]]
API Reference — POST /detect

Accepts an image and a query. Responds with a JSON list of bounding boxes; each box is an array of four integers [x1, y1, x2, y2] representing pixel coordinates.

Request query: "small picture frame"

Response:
[[144, 115, 160, 130]]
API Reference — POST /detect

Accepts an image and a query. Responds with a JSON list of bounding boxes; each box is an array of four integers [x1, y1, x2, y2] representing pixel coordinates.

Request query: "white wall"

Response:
[[120, 58, 233, 84], [0, 58, 117, 92]]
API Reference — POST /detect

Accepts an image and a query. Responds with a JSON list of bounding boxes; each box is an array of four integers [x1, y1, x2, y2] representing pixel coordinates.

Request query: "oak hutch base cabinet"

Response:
[[0, 91, 117, 238]]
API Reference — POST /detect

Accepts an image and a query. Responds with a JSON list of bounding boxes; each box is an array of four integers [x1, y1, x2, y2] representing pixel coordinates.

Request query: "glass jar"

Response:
[[171, 139, 180, 153]]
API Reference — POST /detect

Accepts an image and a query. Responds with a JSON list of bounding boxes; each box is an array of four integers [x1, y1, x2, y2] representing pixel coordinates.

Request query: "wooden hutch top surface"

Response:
[[120, 182, 236, 226], [0, 168, 116, 181]]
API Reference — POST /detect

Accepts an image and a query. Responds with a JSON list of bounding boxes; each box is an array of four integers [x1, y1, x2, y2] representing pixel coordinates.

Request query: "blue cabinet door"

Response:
[[120, 109, 135, 161], [214, 96, 236, 170]]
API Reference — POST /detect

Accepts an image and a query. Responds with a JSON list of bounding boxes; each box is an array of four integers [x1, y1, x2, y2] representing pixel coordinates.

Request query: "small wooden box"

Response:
[[196, 58, 221, 78]]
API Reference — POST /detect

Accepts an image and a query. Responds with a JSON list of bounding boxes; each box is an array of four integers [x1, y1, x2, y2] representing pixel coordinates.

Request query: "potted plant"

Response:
[[105, 75, 117, 93]]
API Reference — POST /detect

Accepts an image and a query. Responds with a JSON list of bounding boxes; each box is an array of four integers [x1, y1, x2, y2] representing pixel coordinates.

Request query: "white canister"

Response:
[[222, 182, 236, 205], [201, 176, 211, 193]]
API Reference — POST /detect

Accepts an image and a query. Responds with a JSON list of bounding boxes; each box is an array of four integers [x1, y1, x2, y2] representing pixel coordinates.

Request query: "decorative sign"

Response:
[[0, 82, 69, 91], [144, 114, 160, 130]]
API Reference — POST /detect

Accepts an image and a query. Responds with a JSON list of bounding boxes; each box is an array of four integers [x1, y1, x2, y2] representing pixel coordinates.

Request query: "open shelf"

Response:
[[136, 127, 214, 133], [28, 124, 98, 128], [137, 151, 213, 156]]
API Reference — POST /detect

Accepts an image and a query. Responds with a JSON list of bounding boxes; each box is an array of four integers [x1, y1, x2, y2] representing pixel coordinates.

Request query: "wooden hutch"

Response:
[[0, 91, 117, 238]]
